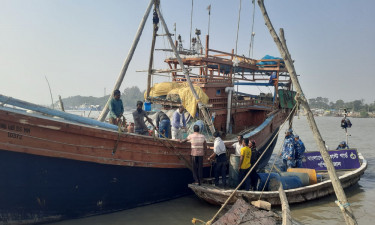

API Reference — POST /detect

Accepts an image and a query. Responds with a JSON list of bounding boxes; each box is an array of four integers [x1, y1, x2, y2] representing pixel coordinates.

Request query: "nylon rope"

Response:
[[205, 103, 298, 225], [248, 0, 256, 58], [234, 0, 242, 56]]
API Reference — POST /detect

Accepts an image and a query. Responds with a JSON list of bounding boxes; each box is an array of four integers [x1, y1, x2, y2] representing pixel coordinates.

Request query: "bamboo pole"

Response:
[[58, 95, 65, 112], [278, 182, 292, 225], [146, 1, 159, 99], [98, 0, 154, 122], [155, 5, 216, 134], [257, 1, 357, 224]]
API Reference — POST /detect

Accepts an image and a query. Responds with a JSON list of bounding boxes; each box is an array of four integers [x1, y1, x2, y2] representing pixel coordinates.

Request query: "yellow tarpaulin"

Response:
[[145, 82, 209, 117]]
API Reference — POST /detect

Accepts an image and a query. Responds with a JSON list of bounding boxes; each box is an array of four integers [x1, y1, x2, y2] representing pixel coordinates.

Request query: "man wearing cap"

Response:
[[109, 89, 124, 125], [280, 128, 295, 171], [294, 135, 305, 168], [336, 141, 349, 150]]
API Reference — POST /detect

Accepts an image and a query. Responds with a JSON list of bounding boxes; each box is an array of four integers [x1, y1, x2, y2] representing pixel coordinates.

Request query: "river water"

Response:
[[51, 116, 374, 225]]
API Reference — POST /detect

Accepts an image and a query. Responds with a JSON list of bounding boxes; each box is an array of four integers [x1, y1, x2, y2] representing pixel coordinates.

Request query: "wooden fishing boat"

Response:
[[188, 153, 367, 206], [0, 1, 296, 224]]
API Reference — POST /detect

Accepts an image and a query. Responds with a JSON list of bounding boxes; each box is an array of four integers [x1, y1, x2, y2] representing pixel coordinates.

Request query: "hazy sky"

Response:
[[1, 0, 374, 105]]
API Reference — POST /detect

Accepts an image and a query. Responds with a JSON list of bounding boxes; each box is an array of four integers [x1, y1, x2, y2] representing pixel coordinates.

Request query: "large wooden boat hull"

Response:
[[0, 105, 288, 224], [188, 154, 367, 206]]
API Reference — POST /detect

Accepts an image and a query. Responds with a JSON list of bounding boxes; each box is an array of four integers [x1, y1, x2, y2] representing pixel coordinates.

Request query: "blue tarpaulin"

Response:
[[256, 55, 284, 66]]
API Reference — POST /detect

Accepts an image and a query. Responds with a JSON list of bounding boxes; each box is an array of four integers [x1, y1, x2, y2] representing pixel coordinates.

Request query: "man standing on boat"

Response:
[[232, 135, 244, 156], [181, 125, 207, 185], [172, 105, 186, 140], [294, 135, 305, 168], [132, 101, 153, 135], [109, 90, 124, 125], [249, 140, 260, 190], [238, 138, 252, 190], [336, 141, 349, 150], [208, 131, 227, 187], [155, 110, 170, 138], [280, 128, 295, 171]]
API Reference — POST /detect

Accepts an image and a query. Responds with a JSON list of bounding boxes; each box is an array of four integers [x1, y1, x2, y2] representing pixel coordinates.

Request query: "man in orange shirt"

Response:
[[181, 125, 207, 185], [238, 138, 252, 190]]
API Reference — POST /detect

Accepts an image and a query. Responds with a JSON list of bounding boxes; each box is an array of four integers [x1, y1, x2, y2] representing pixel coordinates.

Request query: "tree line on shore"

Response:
[[308, 97, 375, 117], [55, 86, 144, 110]]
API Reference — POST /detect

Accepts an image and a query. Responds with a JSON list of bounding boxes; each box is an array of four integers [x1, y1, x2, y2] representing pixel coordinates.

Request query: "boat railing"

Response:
[[172, 74, 232, 84]]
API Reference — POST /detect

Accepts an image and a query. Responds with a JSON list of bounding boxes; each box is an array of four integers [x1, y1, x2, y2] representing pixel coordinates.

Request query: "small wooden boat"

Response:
[[189, 153, 367, 206]]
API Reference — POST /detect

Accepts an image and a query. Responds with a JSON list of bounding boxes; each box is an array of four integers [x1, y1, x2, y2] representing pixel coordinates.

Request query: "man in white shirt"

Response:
[[171, 105, 186, 140], [232, 135, 243, 155], [208, 132, 227, 187]]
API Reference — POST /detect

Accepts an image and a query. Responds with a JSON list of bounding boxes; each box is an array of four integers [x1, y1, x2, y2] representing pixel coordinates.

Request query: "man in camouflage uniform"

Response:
[[294, 135, 306, 168], [280, 128, 295, 171]]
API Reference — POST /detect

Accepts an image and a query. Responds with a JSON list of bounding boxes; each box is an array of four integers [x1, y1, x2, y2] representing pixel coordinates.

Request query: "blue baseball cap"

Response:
[[294, 135, 299, 138], [340, 141, 346, 145]]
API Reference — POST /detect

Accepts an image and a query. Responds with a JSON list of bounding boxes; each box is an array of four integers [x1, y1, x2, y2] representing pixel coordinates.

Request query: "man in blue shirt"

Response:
[[109, 90, 124, 125], [294, 135, 305, 168], [280, 128, 295, 171], [171, 105, 186, 140], [155, 111, 170, 138]]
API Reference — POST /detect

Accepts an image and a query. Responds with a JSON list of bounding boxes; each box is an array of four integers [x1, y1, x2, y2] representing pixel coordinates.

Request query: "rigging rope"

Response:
[[248, 0, 256, 58], [234, 0, 242, 56]]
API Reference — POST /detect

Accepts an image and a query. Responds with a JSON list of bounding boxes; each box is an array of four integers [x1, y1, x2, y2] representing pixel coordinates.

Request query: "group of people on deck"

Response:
[[280, 128, 306, 171], [231, 135, 260, 190], [108, 90, 262, 189], [108, 90, 187, 138]]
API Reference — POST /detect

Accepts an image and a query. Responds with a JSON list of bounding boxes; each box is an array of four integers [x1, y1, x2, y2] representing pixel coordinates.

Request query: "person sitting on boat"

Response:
[[232, 135, 244, 156], [155, 110, 170, 138], [171, 105, 186, 140], [249, 140, 260, 190], [208, 131, 227, 187], [280, 128, 295, 171], [108, 89, 124, 125], [132, 101, 153, 135], [336, 141, 349, 150], [181, 125, 207, 185], [294, 135, 306, 168], [238, 138, 252, 191]]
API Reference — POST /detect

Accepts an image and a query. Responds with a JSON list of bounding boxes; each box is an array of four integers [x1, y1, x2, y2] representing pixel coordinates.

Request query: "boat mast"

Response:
[[257, 1, 357, 224], [98, 0, 154, 122], [146, 0, 160, 99], [155, 4, 216, 135]]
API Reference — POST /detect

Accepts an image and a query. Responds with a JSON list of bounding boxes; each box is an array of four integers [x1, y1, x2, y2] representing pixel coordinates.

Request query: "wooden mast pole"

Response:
[[257, 1, 357, 224], [146, 0, 160, 99], [98, 0, 154, 122], [155, 5, 216, 135]]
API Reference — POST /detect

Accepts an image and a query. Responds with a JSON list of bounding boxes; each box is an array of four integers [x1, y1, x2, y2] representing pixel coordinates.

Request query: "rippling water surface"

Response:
[[52, 116, 374, 225]]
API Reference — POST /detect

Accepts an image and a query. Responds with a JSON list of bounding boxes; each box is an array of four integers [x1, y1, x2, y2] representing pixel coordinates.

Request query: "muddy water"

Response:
[[51, 116, 374, 225]]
